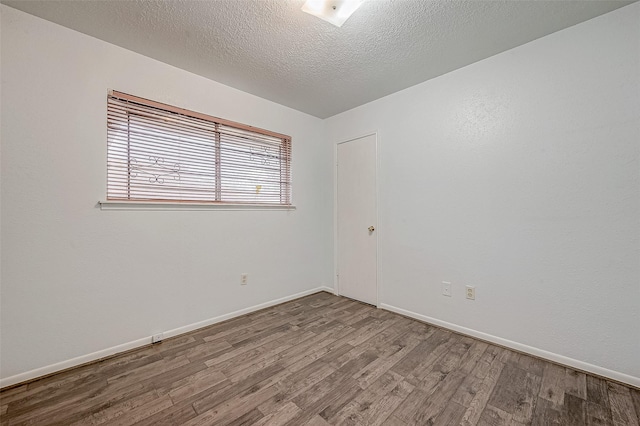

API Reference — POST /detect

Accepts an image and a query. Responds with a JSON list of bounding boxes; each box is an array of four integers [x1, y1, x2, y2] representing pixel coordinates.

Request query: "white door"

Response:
[[337, 134, 377, 305]]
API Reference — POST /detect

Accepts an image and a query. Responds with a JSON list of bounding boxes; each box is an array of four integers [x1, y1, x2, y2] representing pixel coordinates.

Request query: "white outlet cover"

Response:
[[442, 281, 452, 297], [465, 285, 476, 300]]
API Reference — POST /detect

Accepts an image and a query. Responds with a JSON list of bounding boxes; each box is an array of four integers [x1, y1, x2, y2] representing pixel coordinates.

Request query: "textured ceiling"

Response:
[[2, 0, 635, 118]]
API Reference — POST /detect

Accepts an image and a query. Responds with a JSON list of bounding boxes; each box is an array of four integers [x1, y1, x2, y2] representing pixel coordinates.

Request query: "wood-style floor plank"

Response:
[[608, 381, 640, 426], [1, 291, 637, 426]]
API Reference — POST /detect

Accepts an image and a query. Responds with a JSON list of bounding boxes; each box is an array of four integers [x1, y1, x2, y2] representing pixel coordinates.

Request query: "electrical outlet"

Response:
[[466, 286, 475, 300], [152, 333, 164, 344], [442, 281, 452, 297], [241, 273, 248, 285]]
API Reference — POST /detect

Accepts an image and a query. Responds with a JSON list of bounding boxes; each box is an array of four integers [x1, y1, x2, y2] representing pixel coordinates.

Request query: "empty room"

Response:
[[1, 0, 639, 425]]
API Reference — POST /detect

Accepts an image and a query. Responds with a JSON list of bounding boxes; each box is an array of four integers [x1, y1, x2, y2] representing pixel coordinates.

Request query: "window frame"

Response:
[[104, 90, 294, 209]]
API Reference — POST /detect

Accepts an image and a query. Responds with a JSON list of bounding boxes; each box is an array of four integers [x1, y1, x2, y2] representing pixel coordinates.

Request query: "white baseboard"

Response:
[[319, 285, 336, 295], [380, 303, 640, 388], [0, 286, 333, 389]]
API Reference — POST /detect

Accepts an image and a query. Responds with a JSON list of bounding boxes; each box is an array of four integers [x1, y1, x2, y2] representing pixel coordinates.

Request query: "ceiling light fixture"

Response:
[[301, 0, 366, 27]]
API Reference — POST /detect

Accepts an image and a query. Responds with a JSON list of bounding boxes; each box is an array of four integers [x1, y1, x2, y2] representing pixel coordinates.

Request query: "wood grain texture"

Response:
[[1, 292, 637, 425], [608, 382, 640, 426]]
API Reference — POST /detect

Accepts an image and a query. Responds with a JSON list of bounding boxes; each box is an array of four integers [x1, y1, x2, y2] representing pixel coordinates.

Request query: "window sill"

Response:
[[98, 201, 296, 211]]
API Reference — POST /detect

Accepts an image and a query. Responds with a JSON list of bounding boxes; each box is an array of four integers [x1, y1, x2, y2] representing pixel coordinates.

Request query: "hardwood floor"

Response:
[[1, 292, 638, 425]]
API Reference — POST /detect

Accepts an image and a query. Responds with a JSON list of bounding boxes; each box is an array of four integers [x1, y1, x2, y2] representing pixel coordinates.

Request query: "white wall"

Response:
[[327, 3, 640, 383], [0, 5, 333, 383]]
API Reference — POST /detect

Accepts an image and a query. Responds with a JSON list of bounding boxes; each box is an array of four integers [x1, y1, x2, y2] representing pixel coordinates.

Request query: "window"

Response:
[[107, 91, 291, 205]]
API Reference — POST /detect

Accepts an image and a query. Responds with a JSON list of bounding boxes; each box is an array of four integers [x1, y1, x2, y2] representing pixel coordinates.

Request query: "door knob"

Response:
[[368, 226, 375, 232]]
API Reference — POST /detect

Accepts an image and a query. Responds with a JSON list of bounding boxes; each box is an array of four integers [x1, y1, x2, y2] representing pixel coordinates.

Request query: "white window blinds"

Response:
[[107, 91, 292, 205]]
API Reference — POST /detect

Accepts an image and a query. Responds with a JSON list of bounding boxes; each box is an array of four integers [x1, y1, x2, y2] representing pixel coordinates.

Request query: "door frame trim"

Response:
[[334, 131, 380, 308]]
